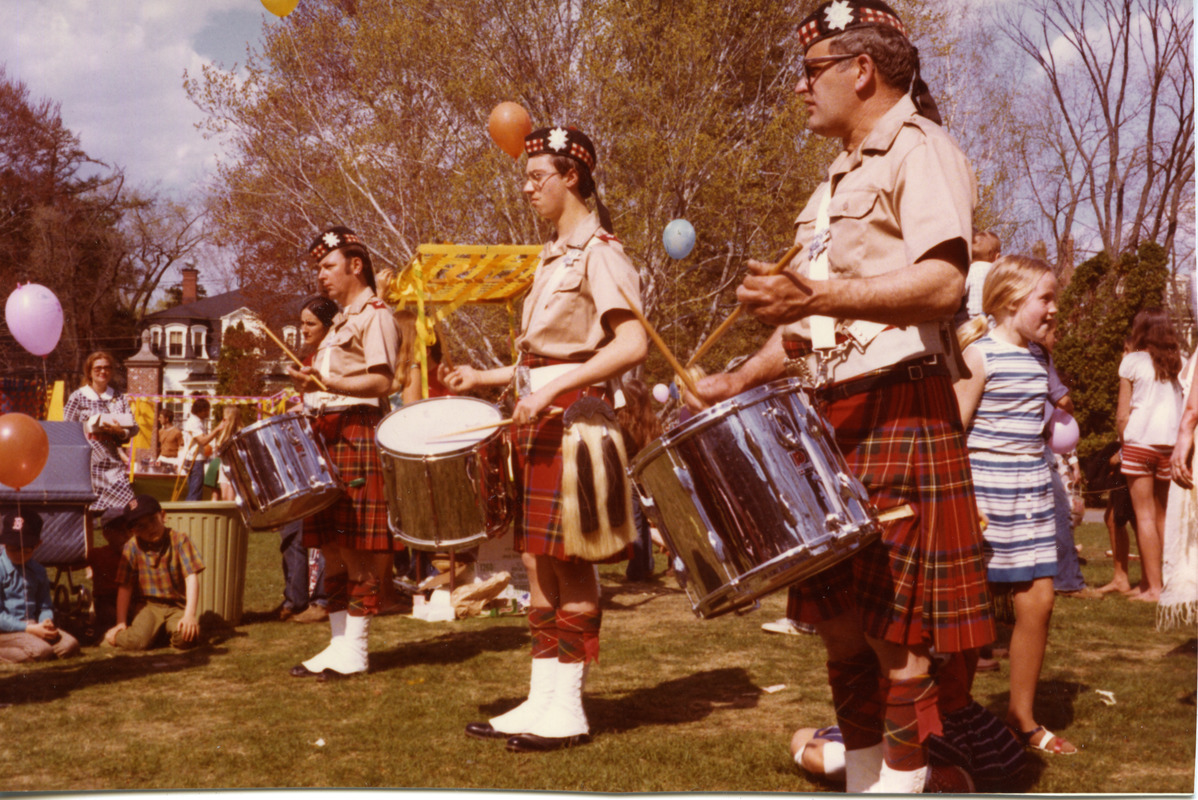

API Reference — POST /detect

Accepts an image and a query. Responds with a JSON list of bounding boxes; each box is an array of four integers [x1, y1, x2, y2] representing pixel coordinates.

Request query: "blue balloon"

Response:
[[662, 218, 696, 259]]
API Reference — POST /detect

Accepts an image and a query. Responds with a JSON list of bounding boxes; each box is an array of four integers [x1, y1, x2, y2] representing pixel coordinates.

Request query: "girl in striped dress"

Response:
[[954, 255, 1078, 756]]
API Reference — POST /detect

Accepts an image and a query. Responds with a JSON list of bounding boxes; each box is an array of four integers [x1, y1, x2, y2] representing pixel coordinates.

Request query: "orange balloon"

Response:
[[488, 102, 533, 159], [261, 0, 300, 18], [0, 413, 49, 490]]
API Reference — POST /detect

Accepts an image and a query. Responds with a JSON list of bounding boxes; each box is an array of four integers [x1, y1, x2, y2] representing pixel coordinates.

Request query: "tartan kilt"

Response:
[[513, 355, 630, 564], [302, 405, 394, 553], [789, 374, 995, 653]]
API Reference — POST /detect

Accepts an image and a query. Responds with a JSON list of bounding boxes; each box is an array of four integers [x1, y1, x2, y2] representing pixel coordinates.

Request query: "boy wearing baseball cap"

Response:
[[0, 511, 81, 662], [104, 495, 205, 650]]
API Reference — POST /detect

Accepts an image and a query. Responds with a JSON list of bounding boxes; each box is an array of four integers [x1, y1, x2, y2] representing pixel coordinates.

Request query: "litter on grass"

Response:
[[1095, 690, 1116, 706]]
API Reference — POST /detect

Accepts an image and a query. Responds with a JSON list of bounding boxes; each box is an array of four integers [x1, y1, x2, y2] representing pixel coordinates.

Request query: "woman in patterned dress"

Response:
[[64, 351, 138, 512], [954, 256, 1078, 756]]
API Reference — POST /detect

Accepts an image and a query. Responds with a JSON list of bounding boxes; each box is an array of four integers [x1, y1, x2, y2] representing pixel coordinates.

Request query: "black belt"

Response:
[[815, 354, 948, 403]]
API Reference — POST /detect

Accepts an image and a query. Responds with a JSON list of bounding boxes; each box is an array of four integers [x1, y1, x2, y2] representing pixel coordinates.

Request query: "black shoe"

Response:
[[505, 732, 593, 752], [316, 668, 354, 683], [290, 664, 319, 678], [465, 721, 509, 740]]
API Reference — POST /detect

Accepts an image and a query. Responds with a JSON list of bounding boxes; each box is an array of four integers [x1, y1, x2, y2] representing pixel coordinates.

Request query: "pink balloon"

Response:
[[5, 283, 63, 357], [1048, 407, 1079, 455]]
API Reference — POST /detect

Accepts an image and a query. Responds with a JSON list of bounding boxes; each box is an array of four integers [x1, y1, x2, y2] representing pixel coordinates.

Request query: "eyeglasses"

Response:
[[524, 170, 562, 191], [800, 53, 860, 85], [92, 365, 112, 373]]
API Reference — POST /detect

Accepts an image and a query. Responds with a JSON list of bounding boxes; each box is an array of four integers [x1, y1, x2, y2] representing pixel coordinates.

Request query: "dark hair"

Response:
[[303, 296, 340, 329], [828, 26, 916, 91], [160, 409, 174, 423], [190, 394, 210, 415], [616, 379, 663, 458], [1128, 307, 1182, 382], [339, 243, 376, 292], [547, 154, 614, 234]]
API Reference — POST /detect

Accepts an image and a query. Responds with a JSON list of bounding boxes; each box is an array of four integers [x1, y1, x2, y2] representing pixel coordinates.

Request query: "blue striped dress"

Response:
[[965, 335, 1057, 583]]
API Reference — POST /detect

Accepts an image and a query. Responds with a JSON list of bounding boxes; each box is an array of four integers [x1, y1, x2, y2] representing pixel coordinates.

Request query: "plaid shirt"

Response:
[[116, 529, 204, 604]]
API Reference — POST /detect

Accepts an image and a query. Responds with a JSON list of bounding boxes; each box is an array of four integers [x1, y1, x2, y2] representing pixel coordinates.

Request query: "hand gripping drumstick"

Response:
[[435, 407, 563, 439], [616, 285, 708, 409], [686, 243, 803, 368], [260, 326, 329, 392]]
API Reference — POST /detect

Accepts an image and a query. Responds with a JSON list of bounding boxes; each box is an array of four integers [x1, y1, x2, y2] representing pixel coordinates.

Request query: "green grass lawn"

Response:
[[1, 521, 1194, 792]]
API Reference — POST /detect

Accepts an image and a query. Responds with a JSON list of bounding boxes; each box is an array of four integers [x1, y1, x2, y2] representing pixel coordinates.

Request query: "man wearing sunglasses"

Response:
[[689, 1, 993, 792]]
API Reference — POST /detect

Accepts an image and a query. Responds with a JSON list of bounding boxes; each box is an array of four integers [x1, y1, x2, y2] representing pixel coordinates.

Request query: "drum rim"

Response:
[[216, 411, 310, 457], [376, 396, 505, 457], [632, 377, 812, 471]]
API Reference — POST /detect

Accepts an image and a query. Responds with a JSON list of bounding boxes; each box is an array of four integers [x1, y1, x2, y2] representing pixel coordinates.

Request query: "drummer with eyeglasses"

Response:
[[687, 2, 993, 792], [286, 226, 399, 682], [443, 126, 647, 752]]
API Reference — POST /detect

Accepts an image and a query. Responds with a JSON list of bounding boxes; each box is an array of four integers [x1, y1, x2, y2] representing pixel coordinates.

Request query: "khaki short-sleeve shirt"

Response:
[[517, 213, 643, 361], [782, 95, 976, 381], [313, 288, 399, 400]]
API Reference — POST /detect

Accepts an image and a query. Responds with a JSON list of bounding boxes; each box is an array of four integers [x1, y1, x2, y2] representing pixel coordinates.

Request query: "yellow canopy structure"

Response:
[[382, 244, 542, 398]]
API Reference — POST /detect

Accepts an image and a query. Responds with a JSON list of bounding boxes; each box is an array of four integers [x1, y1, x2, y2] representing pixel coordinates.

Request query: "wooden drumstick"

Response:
[[876, 503, 914, 523], [261, 326, 329, 392], [615, 285, 708, 409], [435, 407, 563, 439], [686, 243, 803, 368]]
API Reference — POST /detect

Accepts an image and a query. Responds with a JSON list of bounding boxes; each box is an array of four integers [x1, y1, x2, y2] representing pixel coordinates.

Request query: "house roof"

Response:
[[142, 290, 306, 328]]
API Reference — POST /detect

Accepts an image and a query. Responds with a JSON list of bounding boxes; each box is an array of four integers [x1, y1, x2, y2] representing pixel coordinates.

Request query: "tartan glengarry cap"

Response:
[[797, 0, 908, 49], [122, 494, 163, 525], [1, 510, 43, 548], [309, 226, 366, 262], [524, 126, 597, 172]]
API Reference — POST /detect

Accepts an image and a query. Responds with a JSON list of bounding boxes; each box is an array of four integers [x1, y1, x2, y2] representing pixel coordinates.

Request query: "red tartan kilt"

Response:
[[302, 405, 395, 553], [513, 355, 630, 564], [789, 375, 995, 653]]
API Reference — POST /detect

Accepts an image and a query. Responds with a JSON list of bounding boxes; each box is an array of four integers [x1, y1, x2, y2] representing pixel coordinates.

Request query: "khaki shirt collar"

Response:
[[830, 94, 918, 178], [542, 212, 603, 262], [337, 287, 377, 322]]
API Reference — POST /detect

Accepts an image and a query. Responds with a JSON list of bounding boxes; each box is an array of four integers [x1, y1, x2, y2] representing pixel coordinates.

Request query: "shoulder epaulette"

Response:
[[597, 232, 621, 244], [367, 297, 388, 309]]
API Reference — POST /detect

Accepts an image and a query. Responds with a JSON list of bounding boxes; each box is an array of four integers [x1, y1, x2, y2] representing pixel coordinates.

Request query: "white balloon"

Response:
[[5, 283, 64, 357], [652, 383, 670, 403]]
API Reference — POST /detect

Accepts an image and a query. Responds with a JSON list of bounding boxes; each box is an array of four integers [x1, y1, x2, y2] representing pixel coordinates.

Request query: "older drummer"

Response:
[[688, 2, 992, 792], [444, 126, 647, 752], [287, 226, 399, 682]]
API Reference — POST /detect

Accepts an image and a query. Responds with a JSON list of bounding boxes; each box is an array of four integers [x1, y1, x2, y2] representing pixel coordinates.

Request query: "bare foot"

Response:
[[1130, 590, 1160, 602], [1096, 580, 1132, 594]]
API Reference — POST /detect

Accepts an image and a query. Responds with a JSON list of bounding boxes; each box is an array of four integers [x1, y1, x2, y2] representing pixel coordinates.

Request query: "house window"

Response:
[[283, 326, 297, 349], [168, 331, 184, 358], [151, 328, 162, 354], [191, 329, 206, 358]]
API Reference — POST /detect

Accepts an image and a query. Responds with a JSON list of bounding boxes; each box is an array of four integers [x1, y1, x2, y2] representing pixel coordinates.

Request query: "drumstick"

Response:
[[434, 407, 563, 439], [686, 243, 803, 368], [876, 503, 914, 523], [615, 285, 708, 409], [261, 326, 330, 392]]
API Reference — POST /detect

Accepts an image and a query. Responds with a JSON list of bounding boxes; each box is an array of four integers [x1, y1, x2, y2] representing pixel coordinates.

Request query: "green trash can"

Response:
[[161, 501, 248, 626]]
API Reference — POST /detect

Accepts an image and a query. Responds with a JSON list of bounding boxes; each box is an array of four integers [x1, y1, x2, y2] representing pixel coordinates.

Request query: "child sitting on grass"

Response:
[[104, 495, 205, 650], [0, 511, 81, 663]]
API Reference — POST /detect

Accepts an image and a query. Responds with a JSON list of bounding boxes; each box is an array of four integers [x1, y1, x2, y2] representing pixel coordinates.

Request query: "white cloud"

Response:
[[0, 0, 263, 199]]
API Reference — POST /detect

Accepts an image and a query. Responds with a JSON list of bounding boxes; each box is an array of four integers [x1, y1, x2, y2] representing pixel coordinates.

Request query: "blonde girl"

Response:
[[954, 255, 1077, 756]]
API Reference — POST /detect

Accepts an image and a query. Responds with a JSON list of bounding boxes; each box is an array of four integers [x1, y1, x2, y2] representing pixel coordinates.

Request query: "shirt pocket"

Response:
[[827, 189, 880, 277]]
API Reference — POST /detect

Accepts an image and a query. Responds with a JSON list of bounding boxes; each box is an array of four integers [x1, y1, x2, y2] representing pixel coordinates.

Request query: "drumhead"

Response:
[[376, 396, 503, 455]]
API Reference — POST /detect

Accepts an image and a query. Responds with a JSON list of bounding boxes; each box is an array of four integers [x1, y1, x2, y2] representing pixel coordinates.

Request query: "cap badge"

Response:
[[548, 127, 569, 152], [825, 0, 854, 31]]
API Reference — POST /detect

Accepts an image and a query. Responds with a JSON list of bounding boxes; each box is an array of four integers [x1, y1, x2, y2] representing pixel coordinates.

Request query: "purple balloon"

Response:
[[1047, 406, 1080, 455], [5, 283, 64, 357]]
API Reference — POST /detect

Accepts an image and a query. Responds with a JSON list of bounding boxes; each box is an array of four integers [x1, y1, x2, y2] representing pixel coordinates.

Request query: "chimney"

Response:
[[181, 265, 199, 305]]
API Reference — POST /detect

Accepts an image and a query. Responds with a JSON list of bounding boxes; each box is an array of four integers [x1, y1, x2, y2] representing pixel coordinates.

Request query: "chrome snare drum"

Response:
[[218, 412, 346, 530], [375, 396, 513, 552], [631, 378, 880, 618]]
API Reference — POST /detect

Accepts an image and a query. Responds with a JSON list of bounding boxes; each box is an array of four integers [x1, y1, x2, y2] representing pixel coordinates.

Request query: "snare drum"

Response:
[[631, 378, 879, 618], [218, 413, 346, 530], [376, 396, 513, 551]]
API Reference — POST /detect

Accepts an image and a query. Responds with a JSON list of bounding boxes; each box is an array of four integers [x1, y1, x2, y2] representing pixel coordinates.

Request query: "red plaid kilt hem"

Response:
[[302, 405, 395, 553], [789, 374, 995, 653], [513, 355, 630, 565]]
